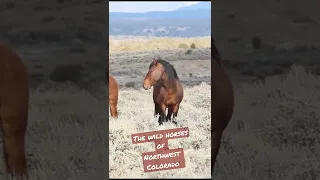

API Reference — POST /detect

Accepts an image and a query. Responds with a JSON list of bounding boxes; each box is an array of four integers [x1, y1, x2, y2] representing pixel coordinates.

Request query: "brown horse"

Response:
[[143, 58, 183, 125], [211, 41, 234, 175], [109, 75, 119, 118], [0, 43, 29, 179]]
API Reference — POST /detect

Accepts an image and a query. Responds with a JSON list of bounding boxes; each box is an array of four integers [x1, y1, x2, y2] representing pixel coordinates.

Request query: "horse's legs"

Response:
[[110, 102, 118, 118], [109, 90, 118, 118], [154, 103, 160, 116], [154, 103, 162, 124], [158, 103, 166, 125], [166, 105, 174, 122], [211, 130, 223, 175], [172, 103, 180, 125], [0, 114, 28, 179]]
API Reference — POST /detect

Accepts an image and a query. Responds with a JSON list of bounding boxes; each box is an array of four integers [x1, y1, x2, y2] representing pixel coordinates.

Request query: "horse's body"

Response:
[[0, 43, 29, 178], [143, 58, 183, 125], [109, 75, 119, 118], [211, 42, 234, 175]]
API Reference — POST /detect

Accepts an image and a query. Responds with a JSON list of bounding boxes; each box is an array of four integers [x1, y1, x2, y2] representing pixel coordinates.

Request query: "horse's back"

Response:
[[109, 75, 118, 101], [211, 52, 234, 131], [0, 43, 29, 80], [0, 43, 29, 115], [173, 80, 184, 103], [109, 75, 118, 90]]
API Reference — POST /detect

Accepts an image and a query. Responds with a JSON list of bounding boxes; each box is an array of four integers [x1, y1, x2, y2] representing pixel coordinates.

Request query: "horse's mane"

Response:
[[149, 58, 179, 80], [212, 37, 223, 66]]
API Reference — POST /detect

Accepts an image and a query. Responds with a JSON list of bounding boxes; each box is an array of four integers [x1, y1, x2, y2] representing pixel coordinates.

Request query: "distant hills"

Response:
[[109, 9, 210, 19], [109, 2, 210, 19], [175, 2, 211, 11], [109, 2, 211, 37]]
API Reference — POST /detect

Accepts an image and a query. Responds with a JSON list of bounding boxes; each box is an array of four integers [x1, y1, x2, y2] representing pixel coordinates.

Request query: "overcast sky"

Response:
[[109, 1, 200, 13]]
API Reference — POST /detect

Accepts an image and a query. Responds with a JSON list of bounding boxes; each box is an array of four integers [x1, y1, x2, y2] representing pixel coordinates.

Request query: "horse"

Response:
[[143, 58, 183, 125], [211, 41, 234, 175], [0, 42, 29, 179], [109, 75, 119, 118]]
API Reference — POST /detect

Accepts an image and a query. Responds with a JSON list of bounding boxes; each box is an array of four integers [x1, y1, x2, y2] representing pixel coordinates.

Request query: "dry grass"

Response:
[[214, 65, 320, 180], [0, 82, 108, 180], [109, 36, 211, 53], [109, 83, 211, 179], [109, 65, 320, 179]]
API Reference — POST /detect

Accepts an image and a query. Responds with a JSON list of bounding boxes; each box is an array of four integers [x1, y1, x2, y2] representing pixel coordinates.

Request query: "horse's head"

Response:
[[143, 58, 165, 90]]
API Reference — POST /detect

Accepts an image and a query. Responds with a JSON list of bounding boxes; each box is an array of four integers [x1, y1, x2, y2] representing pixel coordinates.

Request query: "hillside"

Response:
[[109, 2, 211, 37], [175, 2, 210, 11], [109, 9, 210, 19]]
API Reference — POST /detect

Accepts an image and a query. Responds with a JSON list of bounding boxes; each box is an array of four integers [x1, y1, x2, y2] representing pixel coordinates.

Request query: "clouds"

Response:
[[109, 1, 201, 13]]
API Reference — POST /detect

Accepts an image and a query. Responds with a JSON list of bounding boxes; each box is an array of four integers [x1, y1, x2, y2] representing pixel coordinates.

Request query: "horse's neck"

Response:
[[161, 72, 178, 93], [162, 81, 178, 95], [213, 56, 225, 69]]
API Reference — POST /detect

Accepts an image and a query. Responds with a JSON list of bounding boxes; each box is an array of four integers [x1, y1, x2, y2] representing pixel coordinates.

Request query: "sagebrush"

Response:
[[109, 83, 212, 179], [109, 65, 320, 179], [214, 65, 320, 180], [0, 82, 108, 180]]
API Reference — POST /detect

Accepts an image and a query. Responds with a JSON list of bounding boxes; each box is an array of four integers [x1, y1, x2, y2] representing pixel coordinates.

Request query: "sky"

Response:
[[109, 1, 200, 13]]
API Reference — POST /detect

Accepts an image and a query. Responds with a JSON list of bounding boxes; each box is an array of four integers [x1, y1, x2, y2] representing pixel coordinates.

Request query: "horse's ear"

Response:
[[152, 58, 157, 65]]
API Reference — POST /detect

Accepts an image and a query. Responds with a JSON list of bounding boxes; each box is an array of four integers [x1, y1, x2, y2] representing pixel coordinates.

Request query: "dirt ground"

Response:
[[109, 48, 211, 88]]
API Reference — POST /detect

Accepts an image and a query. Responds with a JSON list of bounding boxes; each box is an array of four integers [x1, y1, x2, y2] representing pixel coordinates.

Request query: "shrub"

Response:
[[42, 16, 55, 23], [185, 49, 192, 55], [178, 43, 189, 49], [252, 36, 262, 49], [190, 43, 196, 49], [125, 82, 135, 88], [49, 64, 84, 83]]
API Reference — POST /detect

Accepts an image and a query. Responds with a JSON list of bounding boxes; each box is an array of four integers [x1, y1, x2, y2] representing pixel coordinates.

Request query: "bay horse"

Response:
[[109, 75, 119, 118], [143, 58, 183, 125], [0, 43, 29, 179], [211, 41, 234, 175]]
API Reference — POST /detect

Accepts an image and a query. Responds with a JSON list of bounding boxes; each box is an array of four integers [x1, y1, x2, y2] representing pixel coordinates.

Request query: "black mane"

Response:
[[212, 38, 221, 61], [149, 58, 179, 80]]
